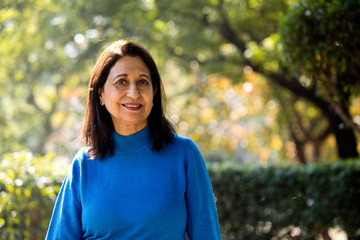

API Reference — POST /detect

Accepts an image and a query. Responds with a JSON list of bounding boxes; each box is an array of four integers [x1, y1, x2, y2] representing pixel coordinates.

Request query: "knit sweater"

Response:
[[45, 126, 221, 239]]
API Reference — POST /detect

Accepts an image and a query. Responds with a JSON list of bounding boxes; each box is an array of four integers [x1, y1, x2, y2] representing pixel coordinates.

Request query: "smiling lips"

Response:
[[122, 103, 143, 111]]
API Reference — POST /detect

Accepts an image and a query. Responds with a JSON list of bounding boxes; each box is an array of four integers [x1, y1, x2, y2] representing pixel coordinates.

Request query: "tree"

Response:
[[280, 0, 360, 159], [151, 0, 360, 161], [0, 0, 87, 155]]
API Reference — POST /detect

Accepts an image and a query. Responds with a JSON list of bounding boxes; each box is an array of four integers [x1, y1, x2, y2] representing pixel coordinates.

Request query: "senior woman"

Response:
[[46, 40, 221, 239]]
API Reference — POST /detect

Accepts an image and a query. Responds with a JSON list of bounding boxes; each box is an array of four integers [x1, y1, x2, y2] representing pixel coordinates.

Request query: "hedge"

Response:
[[208, 161, 360, 239], [0, 152, 359, 239]]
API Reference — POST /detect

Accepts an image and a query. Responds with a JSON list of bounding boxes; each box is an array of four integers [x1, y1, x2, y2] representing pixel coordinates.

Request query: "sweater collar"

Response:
[[112, 125, 152, 154]]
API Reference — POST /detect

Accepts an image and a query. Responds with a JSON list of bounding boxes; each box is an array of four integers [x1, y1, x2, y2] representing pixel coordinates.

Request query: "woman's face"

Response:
[[100, 55, 156, 135]]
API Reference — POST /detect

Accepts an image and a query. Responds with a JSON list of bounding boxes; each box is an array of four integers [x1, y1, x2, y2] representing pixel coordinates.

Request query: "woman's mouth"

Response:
[[122, 104, 142, 111]]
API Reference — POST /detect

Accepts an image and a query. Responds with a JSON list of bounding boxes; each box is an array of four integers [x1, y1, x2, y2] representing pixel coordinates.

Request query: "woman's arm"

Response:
[[46, 159, 83, 240], [185, 139, 222, 240]]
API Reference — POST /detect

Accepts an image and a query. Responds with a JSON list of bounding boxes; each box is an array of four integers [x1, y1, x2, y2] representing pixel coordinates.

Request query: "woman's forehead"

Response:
[[109, 56, 150, 76]]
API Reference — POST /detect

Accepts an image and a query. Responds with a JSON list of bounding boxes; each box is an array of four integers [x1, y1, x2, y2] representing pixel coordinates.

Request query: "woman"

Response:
[[46, 40, 221, 239]]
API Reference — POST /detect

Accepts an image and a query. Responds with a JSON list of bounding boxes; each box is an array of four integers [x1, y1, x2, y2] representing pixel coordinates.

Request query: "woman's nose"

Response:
[[126, 83, 140, 99]]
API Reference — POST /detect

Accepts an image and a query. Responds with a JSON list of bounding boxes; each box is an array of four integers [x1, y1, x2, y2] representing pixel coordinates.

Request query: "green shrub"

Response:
[[1, 152, 359, 239], [0, 152, 67, 240], [208, 160, 360, 239]]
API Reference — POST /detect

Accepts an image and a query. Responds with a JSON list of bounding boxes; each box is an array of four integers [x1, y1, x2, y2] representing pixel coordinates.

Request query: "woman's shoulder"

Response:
[[168, 133, 205, 167], [66, 147, 99, 175], [169, 133, 201, 153], [70, 147, 93, 167], [74, 147, 91, 160], [172, 132, 193, 145]]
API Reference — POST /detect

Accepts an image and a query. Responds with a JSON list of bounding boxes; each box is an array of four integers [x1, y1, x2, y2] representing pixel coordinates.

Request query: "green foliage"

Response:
[[208, 160, 360, 239], [0, 152, 67, 240], [280, 0, 360, 93]]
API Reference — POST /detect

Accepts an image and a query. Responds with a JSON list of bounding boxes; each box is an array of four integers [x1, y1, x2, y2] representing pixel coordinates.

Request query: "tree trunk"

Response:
[[329, 114, 359, 159]]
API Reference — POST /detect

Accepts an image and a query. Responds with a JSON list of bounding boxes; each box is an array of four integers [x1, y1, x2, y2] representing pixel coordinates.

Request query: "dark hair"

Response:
[[82, 40, 175, 159]]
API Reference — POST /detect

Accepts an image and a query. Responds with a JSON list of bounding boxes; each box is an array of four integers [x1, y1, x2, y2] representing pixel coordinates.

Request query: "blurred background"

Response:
[[0, 0, 359, 239]]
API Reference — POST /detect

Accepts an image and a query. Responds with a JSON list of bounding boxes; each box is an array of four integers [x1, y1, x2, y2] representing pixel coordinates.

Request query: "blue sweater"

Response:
[[46, 126, 221, 239]]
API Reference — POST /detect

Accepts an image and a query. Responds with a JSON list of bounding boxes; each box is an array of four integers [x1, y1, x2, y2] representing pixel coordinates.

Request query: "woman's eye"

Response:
[[138, 79, 149, 85], [116, 79, 127, 85]]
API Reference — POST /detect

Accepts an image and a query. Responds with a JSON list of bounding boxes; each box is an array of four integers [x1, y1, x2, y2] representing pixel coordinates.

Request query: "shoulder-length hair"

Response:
[[82, 40, 175, 159]]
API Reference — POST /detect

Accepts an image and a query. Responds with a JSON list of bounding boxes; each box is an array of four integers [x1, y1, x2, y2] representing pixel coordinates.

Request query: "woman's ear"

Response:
[[99, 89, 105, 106]]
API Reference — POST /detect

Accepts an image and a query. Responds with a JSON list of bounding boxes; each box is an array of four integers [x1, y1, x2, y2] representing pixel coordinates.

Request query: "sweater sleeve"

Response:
[[45, 157, 83, 240], [185, 139, 222, 240]]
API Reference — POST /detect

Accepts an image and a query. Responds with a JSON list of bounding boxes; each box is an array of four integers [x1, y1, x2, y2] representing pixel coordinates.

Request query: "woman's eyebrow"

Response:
[[112, 73, 150, 81], [139, 74, 150, 79], [112, 73, 127, 80]]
